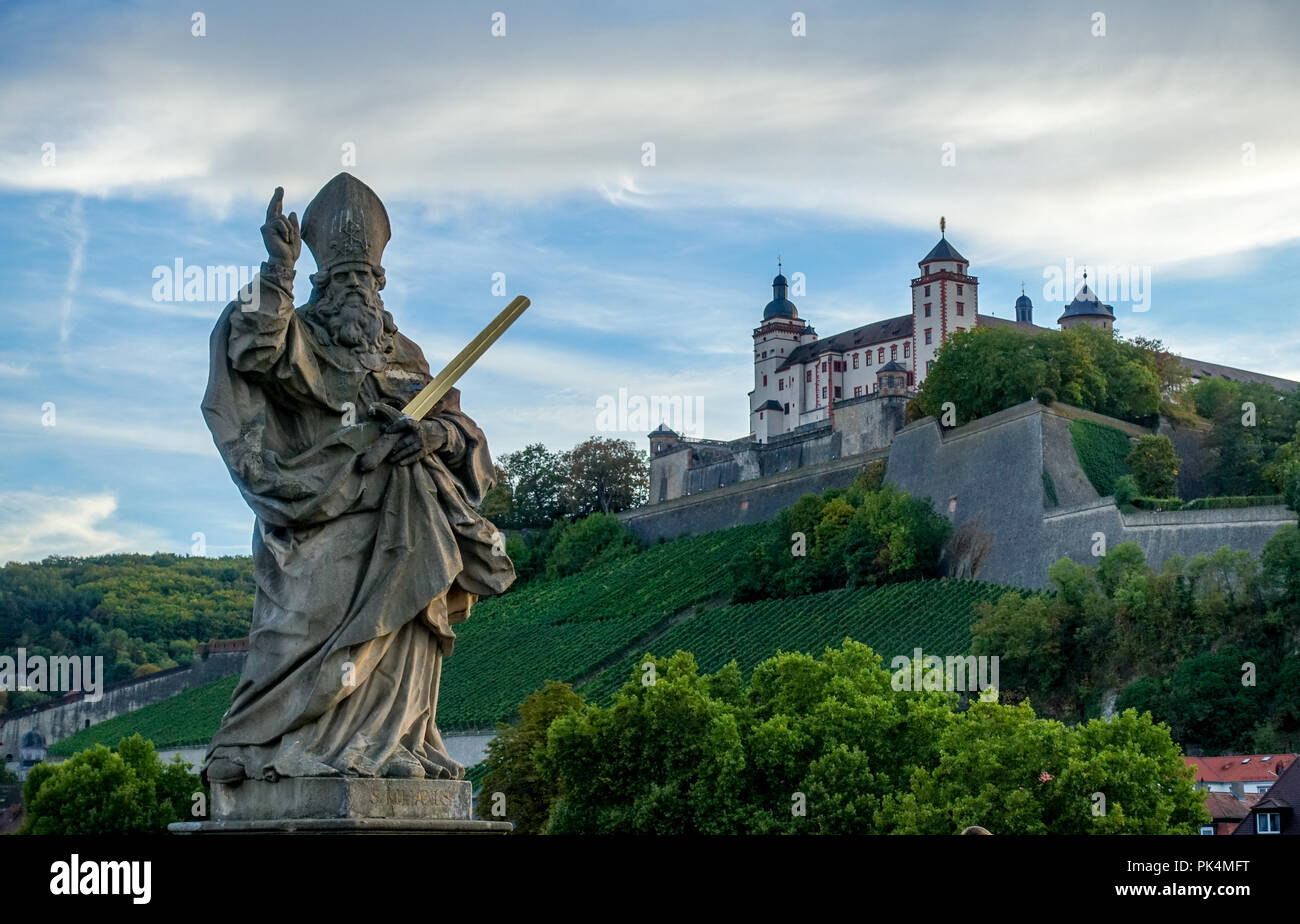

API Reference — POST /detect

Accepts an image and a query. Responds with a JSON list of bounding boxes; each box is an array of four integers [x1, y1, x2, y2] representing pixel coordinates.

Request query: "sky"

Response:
[[1, 0, 1298, 561]]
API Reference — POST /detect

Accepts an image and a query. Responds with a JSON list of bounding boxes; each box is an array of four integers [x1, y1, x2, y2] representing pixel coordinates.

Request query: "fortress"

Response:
[[646, 224, 1296, 508], [627, 225, 1298, 586]]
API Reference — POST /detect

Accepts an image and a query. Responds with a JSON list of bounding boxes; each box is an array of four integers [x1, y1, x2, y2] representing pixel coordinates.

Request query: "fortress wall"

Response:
[[888, 402, 1296, 589], [1040, 411, 1101, 507], [836, 395, 909, 457], [620, 451, 885, 542], [1159, 418, 1213, 500], [1041, 501, 1297, 580], [0, 651, 247, 758], [885, 403, 1051, 588], [638, 399, 1294, 589], [650, 446, 692, 503]]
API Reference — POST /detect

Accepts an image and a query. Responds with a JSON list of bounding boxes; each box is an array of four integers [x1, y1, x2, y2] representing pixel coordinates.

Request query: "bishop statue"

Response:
[[200, 173, 515, 786]]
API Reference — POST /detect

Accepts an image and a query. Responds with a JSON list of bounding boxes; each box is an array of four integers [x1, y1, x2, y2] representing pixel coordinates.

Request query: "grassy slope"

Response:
[[47, 527, 1023, 754], [48, 674, 237, 757], [1068, 419, 1133, 496]]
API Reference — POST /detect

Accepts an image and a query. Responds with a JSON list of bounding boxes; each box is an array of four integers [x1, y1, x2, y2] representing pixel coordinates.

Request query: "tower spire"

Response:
[[939, 216, 946, 238]]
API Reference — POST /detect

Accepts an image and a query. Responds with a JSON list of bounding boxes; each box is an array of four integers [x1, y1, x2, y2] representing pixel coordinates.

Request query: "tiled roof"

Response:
[[776, 314, 912, 371], [975, 313, 1048, 332], [920, 237, 967, 264], [1179, 357, 1298, 393], [1205, 791, 1259, 821], [1058, 284, 1115, 321], [1185, 754, 1296, 784]]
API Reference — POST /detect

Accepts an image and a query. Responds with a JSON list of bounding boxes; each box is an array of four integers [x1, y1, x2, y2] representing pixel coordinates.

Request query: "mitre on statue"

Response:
[[300, 172, 392, 276]]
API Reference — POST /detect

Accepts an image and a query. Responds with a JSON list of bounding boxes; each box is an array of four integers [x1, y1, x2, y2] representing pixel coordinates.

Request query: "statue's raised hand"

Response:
[[261, 187, 301, 266]]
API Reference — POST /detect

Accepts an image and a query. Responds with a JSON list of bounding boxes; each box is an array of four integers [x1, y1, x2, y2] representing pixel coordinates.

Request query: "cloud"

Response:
[[0, 405, 215, 458], [1, 1, 1297, 271], [0, 491, 170, 563], [57, 197, 87, 346]]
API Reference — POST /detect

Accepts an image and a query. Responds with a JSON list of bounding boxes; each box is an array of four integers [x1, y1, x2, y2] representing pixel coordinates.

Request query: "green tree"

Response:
[[1126, 434, 1180, 497], [1261, 525, 1300, 615], [498, 444, 566, 527], [19, 734, 204, 834], [914, 324, 1160, 426], [560, 437, 648, 515], [539, 641, 1202, 834], [545, 513, 642, 579], [478, 680, 584, 834]]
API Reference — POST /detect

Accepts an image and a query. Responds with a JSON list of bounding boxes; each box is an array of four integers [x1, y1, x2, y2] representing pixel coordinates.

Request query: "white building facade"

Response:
[[749, 230, 1002, 443]]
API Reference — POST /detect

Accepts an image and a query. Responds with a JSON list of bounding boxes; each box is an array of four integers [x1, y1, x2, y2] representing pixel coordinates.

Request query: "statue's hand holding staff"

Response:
[[359, 403, 449, 471]]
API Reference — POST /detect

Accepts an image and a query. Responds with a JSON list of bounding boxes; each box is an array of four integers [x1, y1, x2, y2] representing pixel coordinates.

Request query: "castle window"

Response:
[[926, 264, 931, 274], [834, 386, 842, 399], [806, 370, 812, 383], [904, 342, 910, 358], [926, 360, 933, 374], [924, 329, 932, 344], [784, 403, 790, 414], [877, 348, 884, 363], [763, 375, 768, 386], [854, 386, 862, 397], [822, 387, 827, 399], [821, 361, 828, 372], [924, 303, 931, 317], [957, 284, 963, 295], [778, 378, 784, 391], [891, 345, 897, 360], [924, 285, 931, 296], [956, 302, 964, 315], [852, 353, 859, 369]]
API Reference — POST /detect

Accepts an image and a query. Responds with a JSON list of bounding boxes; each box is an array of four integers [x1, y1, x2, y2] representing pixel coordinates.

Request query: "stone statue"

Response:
[[199, 173, 515, 788]]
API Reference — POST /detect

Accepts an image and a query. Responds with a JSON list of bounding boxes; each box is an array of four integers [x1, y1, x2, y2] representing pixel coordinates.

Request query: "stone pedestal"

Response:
[[168, 778, 512, 834]]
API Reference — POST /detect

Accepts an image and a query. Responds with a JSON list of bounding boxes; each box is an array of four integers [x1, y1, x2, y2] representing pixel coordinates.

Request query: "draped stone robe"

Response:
[[200, 270, 514, 782]]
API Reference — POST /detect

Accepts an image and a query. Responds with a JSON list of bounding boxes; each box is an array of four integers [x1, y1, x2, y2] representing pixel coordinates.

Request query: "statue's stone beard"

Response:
[[312, 284, 395, 356]]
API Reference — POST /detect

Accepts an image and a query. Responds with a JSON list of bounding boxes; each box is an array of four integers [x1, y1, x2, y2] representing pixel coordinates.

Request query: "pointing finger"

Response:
[[266, 186, 284, 223]]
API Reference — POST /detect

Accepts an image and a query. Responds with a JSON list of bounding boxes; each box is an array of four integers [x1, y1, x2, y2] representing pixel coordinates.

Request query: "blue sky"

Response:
[[1, 0, 1298, 560]]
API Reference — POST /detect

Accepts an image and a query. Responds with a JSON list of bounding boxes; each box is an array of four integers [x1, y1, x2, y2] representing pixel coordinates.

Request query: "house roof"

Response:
[[1185, 754, 1296, 784], [776, 314, 912, 371], [1233, 758, 1300, 834], [1205, 791, 1259, 821]]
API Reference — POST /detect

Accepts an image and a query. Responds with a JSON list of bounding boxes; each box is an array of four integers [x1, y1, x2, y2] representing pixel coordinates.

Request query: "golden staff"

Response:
[[360, 295, 530, 470]]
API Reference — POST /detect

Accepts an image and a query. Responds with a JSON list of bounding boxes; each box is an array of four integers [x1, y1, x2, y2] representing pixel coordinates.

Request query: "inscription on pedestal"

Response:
[[212, 778, 473, 823]]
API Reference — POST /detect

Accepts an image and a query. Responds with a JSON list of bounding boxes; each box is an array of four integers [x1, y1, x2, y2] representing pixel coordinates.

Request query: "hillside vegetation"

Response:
[[1068, 419, 1133, 496], [47, 675, 238, 757]]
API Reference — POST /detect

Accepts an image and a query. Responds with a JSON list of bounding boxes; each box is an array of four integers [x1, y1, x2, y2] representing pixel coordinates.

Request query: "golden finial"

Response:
[[939, 216, 946, 236]]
